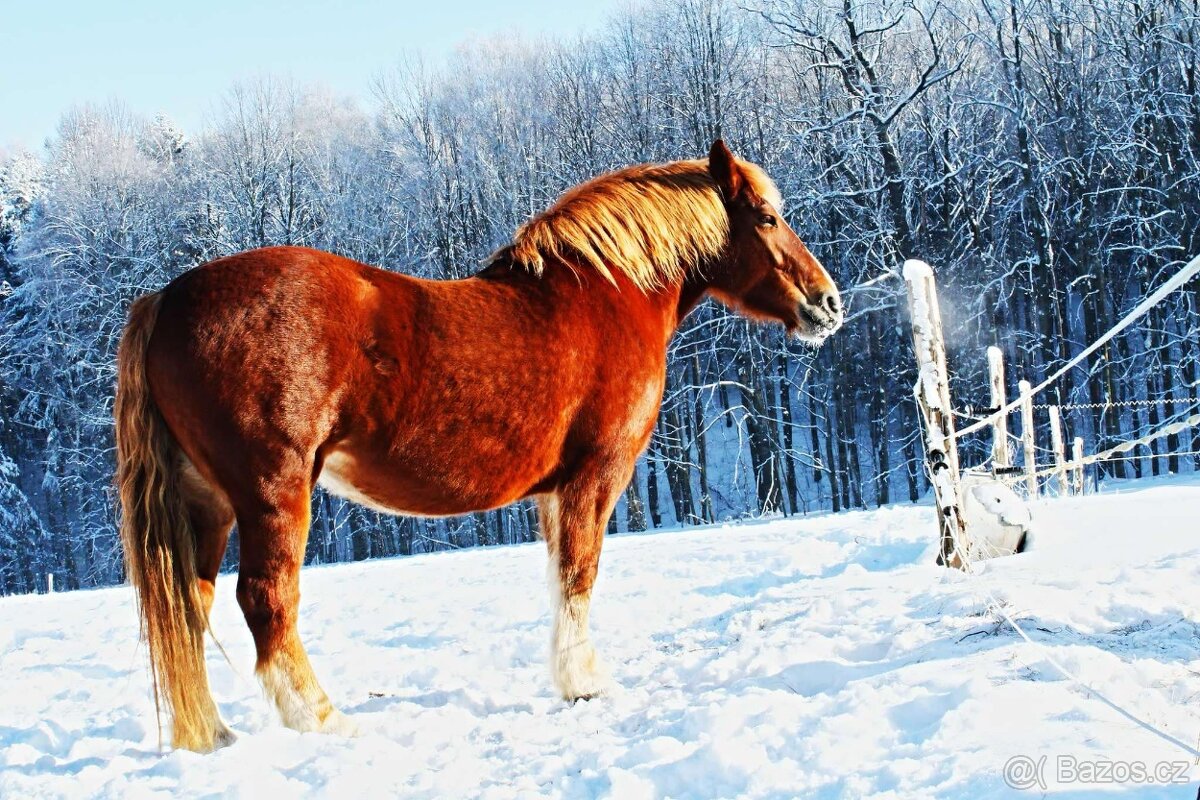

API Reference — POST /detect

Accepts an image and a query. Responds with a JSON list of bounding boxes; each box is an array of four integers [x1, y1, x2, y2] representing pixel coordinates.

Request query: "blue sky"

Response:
[[1, 0, 627, 151]]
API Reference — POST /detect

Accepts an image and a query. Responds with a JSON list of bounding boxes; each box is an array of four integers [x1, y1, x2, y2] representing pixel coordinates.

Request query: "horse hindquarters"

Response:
[[139, 252, 366, 743]]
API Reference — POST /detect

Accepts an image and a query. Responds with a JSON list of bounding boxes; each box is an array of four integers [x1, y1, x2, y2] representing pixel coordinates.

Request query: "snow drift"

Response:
[[2, 479, 1199, 798]]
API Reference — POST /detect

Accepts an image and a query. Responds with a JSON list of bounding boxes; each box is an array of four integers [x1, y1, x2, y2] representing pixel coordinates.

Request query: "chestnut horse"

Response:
[[114, 140, 842, 752]]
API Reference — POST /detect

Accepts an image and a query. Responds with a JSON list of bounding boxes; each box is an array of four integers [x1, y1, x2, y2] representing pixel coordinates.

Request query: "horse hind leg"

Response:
[[179, 458, 237, 748], [180, 459, 234, 620], [234, 478, 357, 737]]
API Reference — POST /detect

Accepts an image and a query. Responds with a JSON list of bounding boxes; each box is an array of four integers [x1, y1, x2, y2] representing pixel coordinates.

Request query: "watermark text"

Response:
[[1003, 754, 1191, 791]]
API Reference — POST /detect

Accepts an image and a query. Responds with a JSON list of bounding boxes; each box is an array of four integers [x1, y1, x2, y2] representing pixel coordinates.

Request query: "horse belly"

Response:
[[317, 451, 406, 514], [316, 446, 546, 518]]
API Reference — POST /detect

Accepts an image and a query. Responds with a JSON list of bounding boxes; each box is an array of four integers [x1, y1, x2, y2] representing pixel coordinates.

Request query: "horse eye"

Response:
[[758, 214, 777, 228]]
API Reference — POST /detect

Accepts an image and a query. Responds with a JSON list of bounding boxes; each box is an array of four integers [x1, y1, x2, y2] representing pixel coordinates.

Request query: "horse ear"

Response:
[[708, 139, 743, 202]]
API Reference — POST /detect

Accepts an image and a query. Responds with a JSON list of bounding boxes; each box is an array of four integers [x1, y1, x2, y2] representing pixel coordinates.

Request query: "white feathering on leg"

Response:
[[257, 654, 361, 737], [547, 550, 610, 700]]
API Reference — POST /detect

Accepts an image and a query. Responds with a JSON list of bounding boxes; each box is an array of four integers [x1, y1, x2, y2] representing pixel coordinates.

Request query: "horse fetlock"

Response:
[[553, 640, 612, 701], [317, 707, 361, 737], [173, 714, 237, 753]]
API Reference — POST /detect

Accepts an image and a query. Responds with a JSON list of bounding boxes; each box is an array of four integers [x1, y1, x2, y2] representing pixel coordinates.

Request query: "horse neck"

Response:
[[515, 256, 714, 345], [609, 261, 717, 341], [589, 270, 691, 346], [676, 270, 713, 323], [630, 259, 722, 338]]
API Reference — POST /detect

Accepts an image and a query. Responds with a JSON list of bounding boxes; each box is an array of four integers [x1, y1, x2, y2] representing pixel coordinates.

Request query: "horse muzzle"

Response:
[[795, 289, 843, 343]]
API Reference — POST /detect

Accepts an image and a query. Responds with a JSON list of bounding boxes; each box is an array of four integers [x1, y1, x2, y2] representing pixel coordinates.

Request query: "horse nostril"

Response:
[[824, 292, 842, 316]]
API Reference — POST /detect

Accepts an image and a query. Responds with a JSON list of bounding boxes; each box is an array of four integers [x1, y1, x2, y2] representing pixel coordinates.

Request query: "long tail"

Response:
[[115, 293, 214, 751]]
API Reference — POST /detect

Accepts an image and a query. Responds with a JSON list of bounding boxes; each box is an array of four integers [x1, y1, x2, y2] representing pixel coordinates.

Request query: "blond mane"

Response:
[[494, 157, 782, 291]]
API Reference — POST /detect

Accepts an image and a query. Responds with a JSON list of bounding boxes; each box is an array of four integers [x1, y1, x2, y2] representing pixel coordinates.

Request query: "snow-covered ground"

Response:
[[3, 479, 1200, 799]]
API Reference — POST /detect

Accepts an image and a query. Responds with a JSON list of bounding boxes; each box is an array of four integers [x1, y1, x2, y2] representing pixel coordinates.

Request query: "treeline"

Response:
[[2, 0, 1198, 594]]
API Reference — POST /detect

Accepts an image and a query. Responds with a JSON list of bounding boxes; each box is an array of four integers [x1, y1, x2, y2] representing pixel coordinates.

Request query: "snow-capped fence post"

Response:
[[46, 573, 53, 594], [987, 346, 1011, 474], [1072, 437, 1085, 495], [903, 259, 970, 569], [1018, 380, 1037, 497], [1049, 405, 1067, 495]]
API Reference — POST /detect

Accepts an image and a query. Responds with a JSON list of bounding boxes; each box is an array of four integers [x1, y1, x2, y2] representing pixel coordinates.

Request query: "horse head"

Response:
[[706, 139, 843, 343]]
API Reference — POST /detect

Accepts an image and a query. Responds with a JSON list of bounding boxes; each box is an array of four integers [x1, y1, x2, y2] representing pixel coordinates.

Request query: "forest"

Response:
[[1, 0, 1198, 594]]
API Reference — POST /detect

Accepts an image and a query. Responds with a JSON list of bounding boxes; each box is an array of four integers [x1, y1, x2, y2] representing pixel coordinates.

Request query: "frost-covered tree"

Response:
[[1, 0, 1198, 593]]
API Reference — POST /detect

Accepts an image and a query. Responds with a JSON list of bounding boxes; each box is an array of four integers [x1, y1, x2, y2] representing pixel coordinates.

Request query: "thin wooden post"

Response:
[[1019, 379, 1037, 496], [1072, 437, 1085, 496], [904, 259, 970, 569], [987, 346, 1011, 473], [1049, 405, 1067, 495], [47, 573, 54, 594]]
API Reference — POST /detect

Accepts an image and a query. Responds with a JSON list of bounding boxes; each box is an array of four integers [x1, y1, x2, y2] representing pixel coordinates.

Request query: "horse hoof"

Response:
[[556, 656, 612, 703], [319, 708, 361, 738], [213, 723, 238, 750], [569, 692, 602, 705]]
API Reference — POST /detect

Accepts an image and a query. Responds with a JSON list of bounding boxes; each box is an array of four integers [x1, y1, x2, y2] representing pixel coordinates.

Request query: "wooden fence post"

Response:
[[1049, 405, 1067, 495], [904, 259, 970, 569], [1072, 437, 1085, 495], [1019, 379, 1037, 497], [987, 346, 1011, 473], [47, 573, 54, 594]]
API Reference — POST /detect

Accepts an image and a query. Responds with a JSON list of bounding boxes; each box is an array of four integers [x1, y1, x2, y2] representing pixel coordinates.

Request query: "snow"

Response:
[[3, 479, 1200, 798], [917, 363, 945, 413], [904, 260, 944, 415], [902, 258, 934, 282]]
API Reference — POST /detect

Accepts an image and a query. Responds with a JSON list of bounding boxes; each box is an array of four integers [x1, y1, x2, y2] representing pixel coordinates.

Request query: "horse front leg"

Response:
[[539, 463, 628, 701]]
